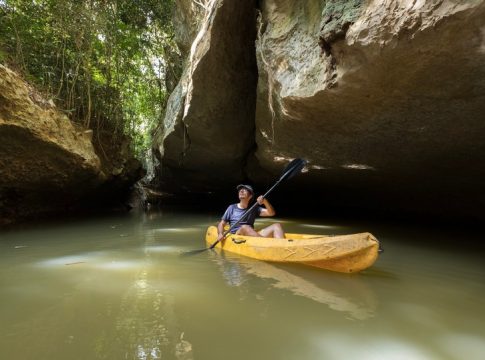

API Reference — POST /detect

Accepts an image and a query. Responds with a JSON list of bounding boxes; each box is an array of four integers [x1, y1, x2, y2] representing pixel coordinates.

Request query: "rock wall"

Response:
[[253, 0, 485, 216], [152, 0, 258, 192], [0, 65, 142, 225], [155, 0, 485, 218]]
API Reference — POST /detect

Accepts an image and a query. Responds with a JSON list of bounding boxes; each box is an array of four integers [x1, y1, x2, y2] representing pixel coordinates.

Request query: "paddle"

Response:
[[183, 158, 307, 256]]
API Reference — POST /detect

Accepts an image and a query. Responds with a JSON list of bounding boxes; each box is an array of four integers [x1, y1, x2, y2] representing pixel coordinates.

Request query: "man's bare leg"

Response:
[[258, 223, 285, 239], [236, 225, 261, 237]]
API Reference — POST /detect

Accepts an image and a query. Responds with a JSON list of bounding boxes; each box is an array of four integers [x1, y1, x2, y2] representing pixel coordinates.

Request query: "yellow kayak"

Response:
[[205, 226, 380, 273]]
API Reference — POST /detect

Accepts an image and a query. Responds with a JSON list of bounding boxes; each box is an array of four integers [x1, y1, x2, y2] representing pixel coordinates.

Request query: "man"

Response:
[[216, 184, 285, 243]]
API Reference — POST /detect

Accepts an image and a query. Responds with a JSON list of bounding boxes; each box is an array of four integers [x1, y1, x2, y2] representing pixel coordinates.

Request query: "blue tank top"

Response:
[[222, 204, 263, 233]]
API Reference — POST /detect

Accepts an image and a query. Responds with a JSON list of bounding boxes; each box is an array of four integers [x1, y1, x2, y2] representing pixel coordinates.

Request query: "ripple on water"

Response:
[[154, 227, 201, 233], [144, 245, 181, 253]]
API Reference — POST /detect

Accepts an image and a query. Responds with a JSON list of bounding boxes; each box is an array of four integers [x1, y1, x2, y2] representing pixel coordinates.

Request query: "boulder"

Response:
[[0, 65, 142, 224]]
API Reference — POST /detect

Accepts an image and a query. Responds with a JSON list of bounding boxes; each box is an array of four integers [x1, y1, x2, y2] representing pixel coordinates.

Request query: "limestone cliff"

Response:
[[152, 0, 258, 192], [253, 0, 485, 216], [0, 65, 142, 225], [155, 0, 485, 218]]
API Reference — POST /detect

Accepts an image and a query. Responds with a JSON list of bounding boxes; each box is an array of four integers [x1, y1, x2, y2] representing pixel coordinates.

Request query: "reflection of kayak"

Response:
[[205, 226, 380, 273], [211, 252, 376, 319]]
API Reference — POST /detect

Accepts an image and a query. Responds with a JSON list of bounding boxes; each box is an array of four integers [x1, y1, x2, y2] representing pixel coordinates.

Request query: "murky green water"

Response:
[[0, 210, 484, 360]]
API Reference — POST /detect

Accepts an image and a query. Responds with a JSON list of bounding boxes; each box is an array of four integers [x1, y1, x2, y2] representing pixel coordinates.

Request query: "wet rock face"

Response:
[[153, 0, 258, 192], [0, 65, 142, 225], [252, 0, 485, 217]]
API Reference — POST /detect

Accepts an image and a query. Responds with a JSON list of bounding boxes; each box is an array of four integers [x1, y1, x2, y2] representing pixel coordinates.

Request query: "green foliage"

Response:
[[0, 0, 181, 162]]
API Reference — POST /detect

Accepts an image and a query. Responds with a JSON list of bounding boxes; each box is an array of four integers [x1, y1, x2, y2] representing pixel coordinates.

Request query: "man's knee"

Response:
[[272, 223, 285, 238], [270, 223, 283, 232]]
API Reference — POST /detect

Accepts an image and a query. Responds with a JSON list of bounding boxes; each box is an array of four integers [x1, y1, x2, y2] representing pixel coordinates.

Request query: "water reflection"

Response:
[[27, 221, 195, 360], [209, 250, 377, 320], [37, 251, 143, 271], [103, 266, 193, 360], [2, 211, 484, 360], [98, 224, 194, 360], [312, 334, 437, 359]]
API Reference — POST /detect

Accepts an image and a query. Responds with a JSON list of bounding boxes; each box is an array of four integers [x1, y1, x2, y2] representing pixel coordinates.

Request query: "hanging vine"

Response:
[[0, 0, 180, 161]]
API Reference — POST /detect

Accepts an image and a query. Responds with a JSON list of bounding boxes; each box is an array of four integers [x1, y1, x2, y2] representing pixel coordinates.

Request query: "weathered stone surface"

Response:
[[0, 65, 142, 225], [251, 0, 485, 217], [154, 0, 485, 218], [153, 0, 258, 192], [173, 0, 206, 58]]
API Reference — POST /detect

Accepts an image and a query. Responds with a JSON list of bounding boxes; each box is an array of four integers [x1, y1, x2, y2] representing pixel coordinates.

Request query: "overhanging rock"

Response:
[[251, 0, 485, 217]]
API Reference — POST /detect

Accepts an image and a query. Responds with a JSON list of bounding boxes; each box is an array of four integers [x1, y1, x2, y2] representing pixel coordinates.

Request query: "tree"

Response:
[[0, 0, 181, 161]]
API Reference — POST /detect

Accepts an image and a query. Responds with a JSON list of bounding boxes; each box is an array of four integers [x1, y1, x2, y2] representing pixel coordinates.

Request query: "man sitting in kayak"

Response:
[[216, 184, 285, 243]]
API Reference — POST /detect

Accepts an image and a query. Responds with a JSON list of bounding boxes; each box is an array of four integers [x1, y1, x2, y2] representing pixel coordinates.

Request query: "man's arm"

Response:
[[217, 219, 227, 241], [257, 196, 275, 217]]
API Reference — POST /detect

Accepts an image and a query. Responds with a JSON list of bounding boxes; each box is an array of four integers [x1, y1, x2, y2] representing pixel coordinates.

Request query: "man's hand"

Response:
[[217, 220, 227, 242], [216, 232, 225, 242], [258, 196, 276, 217]]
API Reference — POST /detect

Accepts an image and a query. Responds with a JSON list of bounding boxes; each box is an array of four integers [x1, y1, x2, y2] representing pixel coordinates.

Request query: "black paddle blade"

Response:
[[280, 158, 307, 182], [182, 237, 222, 256], [181, 247, 211, 257]]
